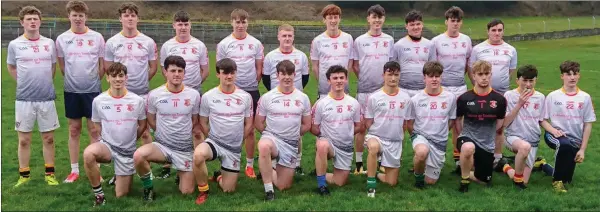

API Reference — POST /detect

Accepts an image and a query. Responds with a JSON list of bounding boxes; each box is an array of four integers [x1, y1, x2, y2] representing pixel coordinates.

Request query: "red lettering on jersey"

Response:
[[347, 105, 352, 112], [424, 47, 429, 53], [462, 42, 466, 48], [232, 160, 238, 168], [493, 49, 499, 56], [523, 102, 529, 109], [249, 44, 254, 50], [294, 59, 300, 65], [284, 100, 291, 107], [33, 46, 39, 53], [295, 100, 302, 107], [442, 102, 448, 109], [238, 44, 244, 51], [567, 101, 574, 110], [534, 103, 540, 110], [490, 100, 497, 108], [430, 102, 438, 110], [236, 99, 242, 105], [77, 40, 83, 47], [414, 47, 420, 54], [44, 45, 49, 52], [127, 44, 133, 51], [88, 40, 94, 46], [343, 42, 348, 49], [138, 43, 143, 49], [333, 43, 338, 50], [226, 99, 231, 106], [192, 48, 198, 54], [478, 100, 487, 108], [127, 104, 134, 112], [337, 106, 343, 113], [184, 99, 191, 107], [383, 41, 389, 47], [116, 106, 122, 112], [373, 41, 379, 48], [453, 42, 458, 49], [183, 49, 187, 55], [503, 50, 509, 55], [578, 102, 584, 110], [399, 102, 405, 109]]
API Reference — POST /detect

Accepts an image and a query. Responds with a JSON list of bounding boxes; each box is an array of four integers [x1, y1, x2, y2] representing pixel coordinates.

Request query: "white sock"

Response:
[[296, 152, 302, 167], [71, 163, 79, 174], [356, 152, 363, 163], [97, 163, 101, 168], [264, 183, 274, 193], [246, 158, 254, 168]]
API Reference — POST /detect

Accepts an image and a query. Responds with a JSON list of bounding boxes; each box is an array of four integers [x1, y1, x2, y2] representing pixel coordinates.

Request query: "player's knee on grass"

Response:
[[460, 142, 475, 155], [41, 132, 54, 145], [178, 172, 195, 194], [18, 135, 31, 148], [414, 144, 430, 162], [220, 171, 238, 192], [115, 176, 132, 198], [68, 120, 83, 138], [275, 166, 294, 190], [425, 176, 438, 185], [332, 169, 349, 186], [316, 139, 330, 156]]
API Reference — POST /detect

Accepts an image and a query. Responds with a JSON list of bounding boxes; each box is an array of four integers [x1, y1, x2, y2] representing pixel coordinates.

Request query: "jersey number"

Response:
[[389, 103, 395, 109], [173, 101, 178, 107], [430, 102, 437, 110], [116, 106, 121, 112], [567, 103, 574, 110], [414, 47, 420, 54], [284, 101, 290, 107]]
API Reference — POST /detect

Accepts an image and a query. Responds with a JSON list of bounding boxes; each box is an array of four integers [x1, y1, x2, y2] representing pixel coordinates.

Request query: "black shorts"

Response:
[[245, 90, 260, 116], [64, 92, 100, 119], [457, 136, 494, 183]]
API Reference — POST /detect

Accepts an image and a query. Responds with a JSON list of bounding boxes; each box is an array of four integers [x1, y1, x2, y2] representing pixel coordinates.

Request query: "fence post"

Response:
[[469, 28, 472, 35], [568, 18, 571, 30], [518, 23, 522, 34], [594, 16, 596, 28], [543, 21, 546, 32]]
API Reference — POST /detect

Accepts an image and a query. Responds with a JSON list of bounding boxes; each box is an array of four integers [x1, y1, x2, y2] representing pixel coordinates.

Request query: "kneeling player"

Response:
[[133, 56, 201, 201], [83, 63, 147, 206], [312, 65, 362, 195], [256, 60, 312, 201], [363, 61, 412, 197], [409, 61, 457, 189], [193, 58, 254, 204]]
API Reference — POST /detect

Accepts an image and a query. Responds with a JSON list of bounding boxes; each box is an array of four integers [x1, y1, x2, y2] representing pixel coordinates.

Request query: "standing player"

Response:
[[310, 4, 354, 100], [391, 10, 436, 97], [408, 61, 457, 189], [8, 6, 60, 187], [158, 10, 210, 179], [352, 4, 395, 175], [538, 61, 595, 192], [56, 0, 105, 183], [256, 60, 312, 201], [430, 6, 472, 170], [216, 8, 264, 178], [311, 65, 362, 195], [455, 60, 507, 192], [192, 58, 253, 205], [132, 56, 201, 201], [497, 65, 545, 189], [363, 61, 412, 197], [83, 63, 146, 206]]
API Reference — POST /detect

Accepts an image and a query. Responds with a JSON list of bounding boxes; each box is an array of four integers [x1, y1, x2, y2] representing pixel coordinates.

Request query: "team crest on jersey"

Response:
[[490, 100, 497, 108], [44, 45, 49, 52], [423, 47, 429, 53], [462, 42, 467, 48], [295, 100, 302, 107], [343, 42, 348, 49], [578, 102, 584, 109], [294, 59, 300, 65], [184, 99, 191, 107], [399, 102, 405, 109], [236, 99, 242, 105], [249, 44, 254, 50], [347, 105, 353, 112], [232, 160, 238, 168], [383, 41, 389, 47], [503, 50, 509, 55], [442, 102, 448, 109], [192, 48, 198, 54], [88, 40, 94, 46], [138, 43, 144, 49], [127, 104, 134, 112], [534, 103, 540, 110]]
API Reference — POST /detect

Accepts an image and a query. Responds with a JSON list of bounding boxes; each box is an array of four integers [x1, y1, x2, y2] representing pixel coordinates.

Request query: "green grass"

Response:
[[2, 36, 600, 210]]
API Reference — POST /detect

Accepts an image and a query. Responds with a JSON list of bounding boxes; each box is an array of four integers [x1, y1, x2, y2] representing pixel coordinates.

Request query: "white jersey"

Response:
[[104, 32, 157, 95], [469, 40, 517, 93], [391, 36, 436, 90], [352, 33, 395, 93], [147, 85, 201, 152], [216, 34, 264, 91], [257, 87, 311, 145], [200, 87, 253, 153], [312, 94, 360, 152], [544, 88, 596, 146], [310, 31, 354, 94], [160, 37, 209, 91], [409, 90, 457, 151], [430, 33, 472, 87], [7, 35, 57, 101], [504, 89, 545, 146], [364, 89, 412, 142], [263, 48, 309, 91], [91, 91, 146, 156], [56, 28, 105, 93]]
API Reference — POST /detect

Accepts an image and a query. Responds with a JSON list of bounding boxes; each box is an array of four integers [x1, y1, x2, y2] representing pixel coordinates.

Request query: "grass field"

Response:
[[2, 36, 600, 211]]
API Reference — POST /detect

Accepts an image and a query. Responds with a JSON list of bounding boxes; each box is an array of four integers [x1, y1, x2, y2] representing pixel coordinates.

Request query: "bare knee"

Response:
[[69, 122, 82, 138], [425, 178, 438, 185], [366, 140, 380, 153], [141, 131, 152, 140], [42, 134, 54, 145], [87, 125, 100, 139], [115, 190, 129, 198], [83, 147, 97, 165], [316, 141, 329, 155], [133, 150, 147, 164], [461, 143, 475, 155], [221, 185, 236, 193], [519, 142, 532, 153], [258, 141, 272, 155], [180, 187, 194, 195], [18, 137, 31, 148], [386, 178, 398, 186], [193, 151, 209, 167], [275, 183, 291, 191], [414, 147, 429, 162]]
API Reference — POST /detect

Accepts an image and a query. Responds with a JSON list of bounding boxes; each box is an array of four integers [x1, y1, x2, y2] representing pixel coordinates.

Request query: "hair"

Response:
[[18, 6, 42, 21], [107, 62, 128, 76], [163, 55, 186, 70], [516, 65, 538, 79], [326, 65, 348, 79], [173, 10, 190, 22], [321, 4, 341, 19], [231, 9, 249, 21], [404, 10, 423, 24], [472, 60, 492, 74], [276, 60, 295, 75], [66, 1, 88, 15], [216, 58, 237, 74], [367, 4, 385, 18], [383, 61, 400, 73], [445, 6, 464, 21], [559, 60, 580, 74], [278, 24, 294, 32], [423, 61, 444, 76], [118, 2, 139, 16], [487, 19, 504, 30]]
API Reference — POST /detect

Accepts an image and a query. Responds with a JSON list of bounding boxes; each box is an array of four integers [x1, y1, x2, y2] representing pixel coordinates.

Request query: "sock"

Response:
[[502, 164, 514, 174], [198, 183, 209, 193], [514, 173, 524, 183], [71, 163, 79, 174], [453, 149, 460, 161], [296, 153, 302, 167], [317, 175, 326, 187], [542, 164, 554, 176], [19, 167, 31, 178], [97, 163, 101, 168], [367, 177, 377, 189], [355, 152, 363, 163], [162, 166, 170, 173], [92, 185, 104, 197], [355, 162, 363, 171], [140, 172, 153, 189], [45, 164, 55, 176], [246, 158, 254, 168], [414, 173, 425, 182], [461, 176, 470, 184], [264, 183, 274, 193]]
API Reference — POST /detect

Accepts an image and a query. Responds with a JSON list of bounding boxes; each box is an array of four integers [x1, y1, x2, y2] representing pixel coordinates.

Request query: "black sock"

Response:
[[356, 162, 363, 170]]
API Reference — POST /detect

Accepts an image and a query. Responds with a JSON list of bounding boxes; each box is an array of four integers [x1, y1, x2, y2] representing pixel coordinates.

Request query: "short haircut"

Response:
[[19, 6, 42, 21], [118, 2, 139, 16], [487, 19, 504, 30], [276, 60, 295, 75], [423, 61, 444, 76], [326, 65, 348, 79], [163, 55, 186, 70], [278, 24, 294, 32], [216, 58, 237, 74], [66, 1, 88, 15], [321, 4, 341, 18], [472, 60, 492, 74], [516, 64, 538, 79], [367, 4, 385, 18], [231, 9, 249, 21], [560, 60, 580, 74], [405, 10, 423, 24], [107, 62, 128, 76], [445, 6, 464, 20], [383, 61, 400, 73], [173, 10, 190, 22]]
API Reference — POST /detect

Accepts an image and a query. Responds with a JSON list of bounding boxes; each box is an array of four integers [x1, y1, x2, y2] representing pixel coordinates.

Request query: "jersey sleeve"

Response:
[[310, 38, 319, 61], [192, 92, 201, 115], [7, 41, 16, 65], [504, 92, 514, 115], [302, 96, 312, 116], [537, 95, 546, 122], [255, 42, 264, 60], [406, 98, 415, 120], [352, 100, 361, 123], [50, 41, 57, 63], [159, 43, 168, 68], [364, 96, 375, 119], [97, 35, 106, 59], [199, 94, 210, 117], [301, 54, 310, 75], [244, 94, 253, 118], [449, 95, 457, 120], [55, 38, 64, 58], [199, 43, 209, 66], [138, 98, 148, 120], [497, 96, 508, 119], [583, 95, 596, 123], [104, 40, 114, 62], [509, 48, 518, 70], [262, 55, 272, 75], [148, 41, 157, 61], [468, 46, 478, 68], [216, 40, 226, 61], [351, 38, 359, 61], [256, 95, 268, 116], [428, 42, 436, 61], [146, 93, 157, 114], [390, 42, 400, 62], [456, 95, 466, 117], [91, 98, 101, 123], [543, 94, 552, 120], [312, 100, 323, 125]]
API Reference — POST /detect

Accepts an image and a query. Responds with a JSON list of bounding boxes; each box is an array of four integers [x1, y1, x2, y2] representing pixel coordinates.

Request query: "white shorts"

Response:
[[205, 139, 242, 172], [402, 89, 423, 97], [260, 133, 298, 169], [412, 135, 446, 180], [319, 137, 353, 171], [505, 136, 538, 168], [153, 142, 193, 172], [442, 85, 468, 97], [364, 135, 402, 168], [356, 92, 376, 116], [100, 141, 135, 176], [15, 101, 60, 132]]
